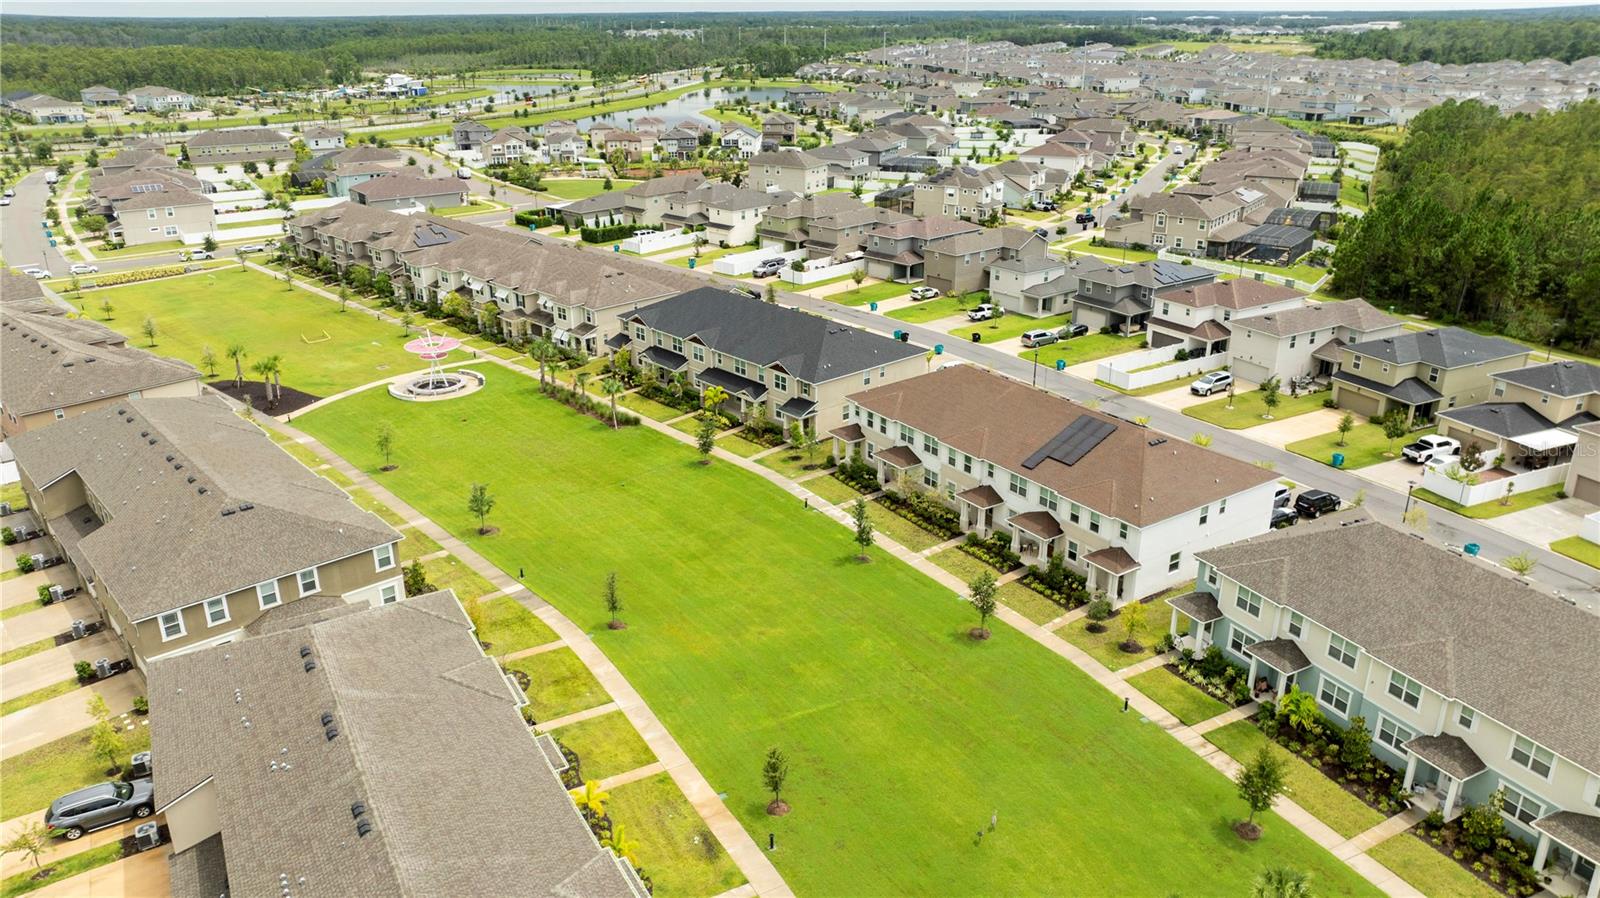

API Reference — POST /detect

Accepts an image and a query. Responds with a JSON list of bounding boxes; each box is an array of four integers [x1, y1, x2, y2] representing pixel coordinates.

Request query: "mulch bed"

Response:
[[205, 380, 323, 416]]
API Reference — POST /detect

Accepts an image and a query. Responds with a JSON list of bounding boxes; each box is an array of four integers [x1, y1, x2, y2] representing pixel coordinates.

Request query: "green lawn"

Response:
[[1127, 668, 1227, 725], [666, 245, 744, 269], [346, 487, 407, 527], [1, 724, 153, 819], [618, 392, 687, 423], [0, 841, 124, 898], [864, 501, 947, 553], [0, 638, 54, 666], [1205, 721, 1385, 840], [950, 311, 1074, 345], [1, 600, 42, 621], [1068, 244, 1159, 264], [1367, 832, 1501, 898], [72, 267, 456, 396], [536, 178, 623, 200], [754, 448, 829, 481], [1413, 483, 1565, 519], [1184, 390, 1331, 429], [476, 596, 559, 655], [926, 548, 1071, 626], [295, 372, 1382, 897], [885, 294, 977, 324], [398, 526, 443, 561], [1287, 423, 1435, 470], [0, 679, 81, 717], [798, 473, 867, 506], [714, 433, 768, 458], [1020, 333, 1143, 368], [421, 555, 498, 601], [1055, 618, 1161, 671], [830, 281, 913, 307], [550, 709, 655, 781], [505, 647, 611, 721], [0, 483, 26, 510], [1551, 536, 1600, 570], [1339, 178, 1370, 211], [606, 772, 748, 898]]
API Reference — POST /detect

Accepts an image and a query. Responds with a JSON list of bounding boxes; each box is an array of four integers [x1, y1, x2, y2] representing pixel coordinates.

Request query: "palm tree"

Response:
[[266, 354, 284, 405], [528, 338, 559, 387], [1252, 867, 1313, 898], [602, 376, 625, 428], [575, 371, 592, 396], [227, 343, 248, 388], [251, 359, 273, 405]]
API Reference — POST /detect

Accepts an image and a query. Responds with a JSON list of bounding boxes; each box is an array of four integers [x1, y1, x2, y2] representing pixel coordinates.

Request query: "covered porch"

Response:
[[640, 345, 689, 379], [957, 485, 1005, 538], [829, 423, 865, 462], [1149, 318, 1231, 357], [775, 397, 818, 433], [1400, 734, 1487, 823], [1083, 546, 1139, 604], [874, 444, 922, 486], [1165, 590, 1222, 654], [1242, 638, 1311, 702], [1008, 511, 1063, 564], [695, 366, 769, 421], [1532, 811, 1600, 898]]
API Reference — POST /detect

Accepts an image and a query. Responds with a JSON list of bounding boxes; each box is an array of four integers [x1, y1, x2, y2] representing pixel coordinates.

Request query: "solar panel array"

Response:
[[1021, 416, 1117, 470]]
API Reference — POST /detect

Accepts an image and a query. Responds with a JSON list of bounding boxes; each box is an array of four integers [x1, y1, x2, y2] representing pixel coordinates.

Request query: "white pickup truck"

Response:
[[1402, 435, 1460, 464]]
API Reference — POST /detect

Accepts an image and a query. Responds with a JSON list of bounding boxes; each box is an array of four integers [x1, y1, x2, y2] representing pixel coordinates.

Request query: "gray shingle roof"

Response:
[[350, 175, 465, 203], [1403, 734, 1486, 780], [1493, 360, 1600, 397], [1246, 637, 1312, 673], [1438, 402, 1598, 438], [1344, 326, 1528, 368], [629, 287, 924, 384], [153, 590, 635, 898], [1, 310, 199, 416], [1231, 298, 1396, 338], [1167, 590, 1223, 623], [1534, 812, 1600, 862], [1332, 371, 1443, 406], [1197, 515, 1600, 773], [185, 127, 290, 148], [7, 396, 397, 621]]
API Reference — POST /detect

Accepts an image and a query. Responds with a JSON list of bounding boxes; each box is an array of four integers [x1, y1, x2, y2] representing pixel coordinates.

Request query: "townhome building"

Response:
[[452, 119, 494, 151], [987, 160, 1051, 209], [1146, 279, 1307, 359], [300, 126, 346, 152], [110, 186, 215, 247], [1331, 327, 1532, 425], [720, 123, 762, 158], [806, 206, 914, 261], [863, 215, 983, 282], [7, 396, 402, 671], [13, 94, 85, 124], [349, 175, 468, 212], [806, 144, 871, 187], [153, 590, 645, 898], [1069, 258, 1217, 335], [661, 182, 786, 247], [184, 127, 293, 164], [1227, 298, 1403, 387], [289, 145, 405, 197], [1104, 187, 1268, 257], [834, 365, 1277, 601], [758, 192, 875, 252], [482, 126, 535, 165], [911, 165, 1005, 221], [98, 147, 179, 178], [747, 150, 829, 195], [124, 86, 193, 112], [1435, 360, 1600, 472], [79, 85, 122, 107], [920, 226, 1050, 298], [84, 168, 208, 218], [1, 303, 201, 438], [622, 173, 706, 226], [624, 286, 927, 432], [1185, 515, 1600, 898]]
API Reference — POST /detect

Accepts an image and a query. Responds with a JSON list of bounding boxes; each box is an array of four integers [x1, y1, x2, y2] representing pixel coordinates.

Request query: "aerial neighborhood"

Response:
[[1, 8, 1597, 898]]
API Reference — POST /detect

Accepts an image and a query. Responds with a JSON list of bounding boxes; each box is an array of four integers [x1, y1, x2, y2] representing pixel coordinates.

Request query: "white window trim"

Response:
[[1317, 677, 1353, 719], [1508, 735, 1556, 781], [1387, 670, 1422, 709], [158, 611, 186, 642], [1375, 714, 1415, 752], [203, 597, 230, 627], [373, 543, 396, 572], [257, 580, 282, 609], [297, 567, 320, 597], [379, 583, 400, 605]]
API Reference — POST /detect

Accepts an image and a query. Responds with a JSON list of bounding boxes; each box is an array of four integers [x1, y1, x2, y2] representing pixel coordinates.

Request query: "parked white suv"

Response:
[[1189, 371, 1233, 396], [1402, 435, 1460, 465], [909, 286, 939, 301], [966, 304, 999, 322]]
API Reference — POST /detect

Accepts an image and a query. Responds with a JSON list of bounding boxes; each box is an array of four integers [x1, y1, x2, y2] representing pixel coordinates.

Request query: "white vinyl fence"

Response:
[[1095, 345, 1215, 391], [1420, 463, 1568, 508], [780, 257, 863, 286], [714, 247, 805, 276], [620, 228, 697, 255]]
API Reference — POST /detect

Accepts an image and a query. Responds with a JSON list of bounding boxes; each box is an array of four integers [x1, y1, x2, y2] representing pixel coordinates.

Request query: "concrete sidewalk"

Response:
[[1, 595, 97, 653], [2, 673, 144, 760]]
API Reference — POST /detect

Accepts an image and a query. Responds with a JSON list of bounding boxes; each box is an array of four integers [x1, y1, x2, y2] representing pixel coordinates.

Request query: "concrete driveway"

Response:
[[1243, 409, 1349, 451], [1144, 383, 1227, 412], [0, 595, 97, 653], [1355, 458, 1429, 494], [1480, 497, 1600, 547]]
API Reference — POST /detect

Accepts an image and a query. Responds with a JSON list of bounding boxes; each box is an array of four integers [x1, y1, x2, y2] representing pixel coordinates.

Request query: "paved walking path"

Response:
[[594, 761, 668, 792], [538, 702, 621, 731], [1191, 701, 1260, 736], [501, 639, 567, 662], [1334, 806, 1428, 859], [1115, 650, 1175, 680], [27, 845, 169, 898]]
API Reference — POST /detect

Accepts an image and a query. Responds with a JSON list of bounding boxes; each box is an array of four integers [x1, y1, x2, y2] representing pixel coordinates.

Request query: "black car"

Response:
[[1074, 212, 1096, 225], [1271, 506, 1299, 529], [1293, 490, 1340, 519]]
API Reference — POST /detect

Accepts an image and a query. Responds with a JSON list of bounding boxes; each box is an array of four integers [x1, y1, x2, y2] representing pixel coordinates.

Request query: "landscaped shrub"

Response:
[[75, 660, 94, 684], [1, 527, 14, 545], [37, 584, 54, 605], [833, 457, 879, 494], [1020, 553, 1090, 609], [876, 490, 961, 539], [579, 223, 645, 244], [1172, 646, 1251, 707], [15, 555, 35, 574], [1412, 788, 1541, 896], [958, 532, 1021, 572], [538, 381, 640, 428]]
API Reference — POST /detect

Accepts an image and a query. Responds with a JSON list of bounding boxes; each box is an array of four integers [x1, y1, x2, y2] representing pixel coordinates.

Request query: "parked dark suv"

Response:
[[46, 779, 154, 839], [1293, 490, 1340, 519]]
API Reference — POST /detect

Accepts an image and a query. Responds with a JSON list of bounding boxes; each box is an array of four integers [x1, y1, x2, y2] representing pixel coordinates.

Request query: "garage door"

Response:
[[1573, 474, 1600, 505], [1336, 386, 1382, 420], [1231, 358, 1273, 385], [1074, 306, 1109, 331]]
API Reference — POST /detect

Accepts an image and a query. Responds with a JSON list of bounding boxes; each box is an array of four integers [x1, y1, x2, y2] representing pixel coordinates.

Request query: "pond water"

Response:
[[576, 87, 786, 130]]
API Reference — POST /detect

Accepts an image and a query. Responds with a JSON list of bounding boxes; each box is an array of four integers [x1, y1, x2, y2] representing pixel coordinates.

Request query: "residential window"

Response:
[[945, 482, 956, 501], [1199, 504, 1210, 525], [1287, 611, 1304, 638], [922, 434, 939, 455], [1066, 540, 1079, 562], [379, 583, 399, 605], [1318, 679, 1352, 716], [947, 447, 957, 465], [671, 336, 685, 354], [1428, 366, 1440, 384], [1229, 625, 1257, 656], [1457, 705, 1477, 730], [692, 345, 705, 362], [1501, 783, 1544, 825], [1219, 498, 1227, 515], [1327, 634, 1357, 668], [1007, 473, 1028, 498], [986, 462, 995, 478], [1289, 335, 1297, 349], [374, 544, 395, 571], [1351, 356, 1361, 371], [1118, 521, 1128, 540], [1493, 381, 1505, 397], [1088, 511, 1101, 534], [1235, 587, 1262, 616], [159, 611, 185, 641], [297, 567, 320, 597], [1376, 715, 1415, 752], [1153, 234, 1165, 247], [204, 597, 229, 626], [634, 325, 646, 341], [1038, 488, 1059, 512], [1387, 671, 1422, 709], [899, 424, 915, 443], [962, 454, 973, 474], [866, 411, 876, 429], [733, 359, 748, 377], [258, 581, 281, 609], [923, 470, 939, 488], [1168, 552, 1181, 573], [773, 373, 789, 393], [800, 382, 812, 398], [1510, 736, 1555, 779]]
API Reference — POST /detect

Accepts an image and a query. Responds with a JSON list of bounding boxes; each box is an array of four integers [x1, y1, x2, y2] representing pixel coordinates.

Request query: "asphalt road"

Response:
[[0, 171, 71, 274]]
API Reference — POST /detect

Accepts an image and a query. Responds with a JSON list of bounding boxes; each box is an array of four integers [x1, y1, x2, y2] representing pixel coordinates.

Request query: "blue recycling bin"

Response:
[[892, 329, 903, 340], [1464, 543, 1480, 556], [869, 301, 878, 311], [687, 257, 696, 269], [613, 244, 620, 252], [1055, 359, 1066, 371], [933, 344, 943, 355], [1331, 452, 1346, 468]]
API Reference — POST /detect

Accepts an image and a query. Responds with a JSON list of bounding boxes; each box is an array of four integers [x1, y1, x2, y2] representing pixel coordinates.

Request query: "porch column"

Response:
[[1275, 674, 1289, 702], [1169, 606, 1180, 642], [1402, 753, 1419, 791], [1247, 655, 1258, 686], [1196, 623, 1209, 653], [1531, 831, 1550, 871], [1586, 862, 1599, 898], [1442, 777, 1463, 819]]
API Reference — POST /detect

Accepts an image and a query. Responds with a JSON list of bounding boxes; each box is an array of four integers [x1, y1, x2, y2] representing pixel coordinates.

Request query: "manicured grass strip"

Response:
[[505, 648, 610, 721], [1412, 483, 1565, 520], [714, 433, 768, 458], [864, 501, 945, 553], [550, 709, 655, 781], [1204, 720, 1384, 840], [618, 393, 687, 423], [0, 483, 27, 509], [398, 526, 443, 561], [346, 487, 407, 527], [1127, 668, 1227, 726], [755, 450, 828, 482], [319, 467, 355, 488], [0, 638, 54, 667], [949, 311, 1074, 344], [1367, 832, 1501, 898], [925, 547, 1060, 624], [605, 772, 747, 898], [273, 438, 328, 469], [538, 178, 638, 200], [0, 569, 19, 583], [1021, 332, 1144, 368], [421, 555, 498, 601], [1096, 373, 1216, 397], [798, 473, 865, 506], [1551, 536, 1600, 570], [1286, 423, 1435, 470], [1184, 390, 1331, 429], [830, 281, 912, 307], [475, 596, 558, 656], [1, 723, 153, 819], [1055, 618, 1160, 672], [1, 601, 43, 621], [884, 294, 973, 323], [1, 841, 124, 898], [0, 679, 80, 717]]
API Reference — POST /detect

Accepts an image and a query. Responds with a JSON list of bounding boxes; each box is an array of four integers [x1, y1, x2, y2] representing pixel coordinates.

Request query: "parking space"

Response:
[[1479, 497, 1600, 546], [1354, 457, 1428, 494], [1141, 382, 1232, 412]]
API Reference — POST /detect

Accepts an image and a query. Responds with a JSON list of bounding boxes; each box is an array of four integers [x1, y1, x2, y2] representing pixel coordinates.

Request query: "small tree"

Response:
[[1235, 746, 1286, 839], [337, 285, 350, 312], [141, 316, 158, 346], [199, 344, 217, 377], [1500, 480, 1516, 507], [1380, 411, 1410, 456], [99, 297, 114, 320], [403, 559, 433, 596], [467, 483, 496, 535], [1340, 715, 1372, 770], [850, 497, 874, 561], [400, 311, 415, 335], [202, 234, 218, 253], [1336, 412, 1354, 447], [1502, 552, 1536, 577], [762, 747, 790, 815], [376, 424, 396, 471], [90, 716, 125, 775], [1258, 376, 1282, 419], [851, 268, 866, 287], [1119, 599, 1147, 652], [695, 414, 718, 464], [227, 343, 248, 388], [578, 780, 610, 817], [1402, 505, 1430, 532], [1251, 867, 1313, 898], [603, 571, 625, 630], [1, 822, 52, 874], [968, 570, 998, 640], [601, 376, 625, 428]]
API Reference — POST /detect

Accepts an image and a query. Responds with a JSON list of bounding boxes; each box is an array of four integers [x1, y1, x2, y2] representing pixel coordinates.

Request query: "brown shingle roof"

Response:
[[1162, 279, 1304, 310], [1, 310, 199, 416]]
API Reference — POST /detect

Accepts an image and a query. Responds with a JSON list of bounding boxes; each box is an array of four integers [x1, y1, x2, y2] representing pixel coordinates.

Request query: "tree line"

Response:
[[1312, 16, 1600, 65], [1329, 100, 1599, 353]]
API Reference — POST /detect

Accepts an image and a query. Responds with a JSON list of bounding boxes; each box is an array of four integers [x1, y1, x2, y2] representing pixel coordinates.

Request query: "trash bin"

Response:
[[613, 244, 620, 252], [892, 329, 902, 340], [1331, 452, 1345, 468], [933, 344, 943, 355], [1055, 359, 1066, 371], [869, 302, 878, 311], [688, 257, 696, 269], [1464, 543, 1480, 556], [971, 332, 981, 343]]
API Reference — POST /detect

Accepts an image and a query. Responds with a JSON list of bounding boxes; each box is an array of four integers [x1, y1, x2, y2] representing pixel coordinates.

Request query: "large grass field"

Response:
[[72, 267, 458, 396], [295, 372, 1381, 897], [540, 178, 638, 200], [829, 281, 912, 307]]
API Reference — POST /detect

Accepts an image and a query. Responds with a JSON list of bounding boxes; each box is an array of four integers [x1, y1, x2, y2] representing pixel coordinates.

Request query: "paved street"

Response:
[[0, 171, 70, 274]]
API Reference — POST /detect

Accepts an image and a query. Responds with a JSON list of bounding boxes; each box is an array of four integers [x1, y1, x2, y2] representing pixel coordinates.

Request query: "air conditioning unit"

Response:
[[30, 554, 47, 568], [51, 585, 66, 603], [0, 501, 12, 515], [94, 658, 112, 679], [71, 619, 87, 639], [130, 751, 152, 777], [133, 822, 161, 851]]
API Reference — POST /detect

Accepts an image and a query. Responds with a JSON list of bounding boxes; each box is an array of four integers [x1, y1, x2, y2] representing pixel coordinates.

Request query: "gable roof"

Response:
[[1231, 298, 1397, 338], [350, 175, 465, 203], [628, 287, 924, 383], [1, 310, 198, 416], [185, 127, 290, 148], [1161, 279, 1304, 310], [1344, 326, 1529, 368], [1493, 360, 1600, 397], [1197, 515, 1600, 774]]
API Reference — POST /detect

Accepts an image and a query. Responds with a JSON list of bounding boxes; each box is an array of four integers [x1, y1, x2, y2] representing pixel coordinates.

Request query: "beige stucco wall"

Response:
[[163, 780, 220, 855], [3, 377, 203, 439]]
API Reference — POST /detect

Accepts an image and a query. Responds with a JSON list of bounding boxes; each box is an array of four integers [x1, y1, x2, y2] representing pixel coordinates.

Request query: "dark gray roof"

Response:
[[1403, 734, 1487, 780], [1438, 402, 1598, 438], [153, 590, 637, 898], [1246, 637, 1312, 673], [1494, 360, 1600, 398], [168, 833, 229, 898], [1233, 222, 1314, 250], [777, 397, 817, 418], [1197, 515, 1600, 773], [1344, 327, 1528, 368], [696, 365, 767, 400], [640, 345, 687, 371], [878, 444, 922, 468], [1333, 371, 1442, 406], [1166, 590, 1223, 623], [1535, 812, 1600, 862], [630, 288, 924, 384]]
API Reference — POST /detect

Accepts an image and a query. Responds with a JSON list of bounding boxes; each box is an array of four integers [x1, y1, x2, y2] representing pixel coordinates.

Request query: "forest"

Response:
[[1329, 100, 1600, 354], [1312, 16, 1600, 64]]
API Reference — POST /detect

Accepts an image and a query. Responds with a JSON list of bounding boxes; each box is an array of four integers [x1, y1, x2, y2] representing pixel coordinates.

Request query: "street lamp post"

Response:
[[1404, 480, 1418, 516], [1032, 349, 1041, 387]]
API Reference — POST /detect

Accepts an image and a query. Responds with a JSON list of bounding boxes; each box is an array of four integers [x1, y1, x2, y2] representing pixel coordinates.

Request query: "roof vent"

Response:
[[140, 431, 149, 438], [165, 455, 174, 462], [304, 659, 318, 672], [351, 801, 367, 819], [1147, 438, 1167, 446], [221, 508, 236, 517], [321, 711, 334, 727], [355, 819, 374, 838], [299, 645, 312, 658], [186, 475, 196, 484], [239, 502, 254, 511], [325, 726, 339, 741], [147, 438, 157, 445], [197, 486, 208, 495]]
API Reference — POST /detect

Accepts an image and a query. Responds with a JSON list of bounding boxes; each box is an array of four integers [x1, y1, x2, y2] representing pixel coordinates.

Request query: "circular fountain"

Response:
[[388, 330, 485, 401]]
